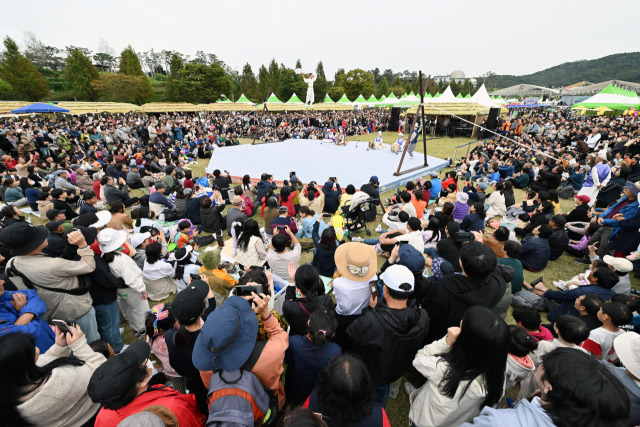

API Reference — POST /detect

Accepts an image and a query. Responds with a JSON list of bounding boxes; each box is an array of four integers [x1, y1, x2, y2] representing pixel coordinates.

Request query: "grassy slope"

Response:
[[29, 133, 638, 426]]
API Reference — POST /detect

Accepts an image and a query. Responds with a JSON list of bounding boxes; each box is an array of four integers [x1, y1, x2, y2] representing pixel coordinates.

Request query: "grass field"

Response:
[[29, 133, 639, 426]]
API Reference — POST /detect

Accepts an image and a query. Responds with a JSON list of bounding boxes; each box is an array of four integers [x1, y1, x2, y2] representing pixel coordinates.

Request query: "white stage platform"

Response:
[[205, 139, 449, 192]]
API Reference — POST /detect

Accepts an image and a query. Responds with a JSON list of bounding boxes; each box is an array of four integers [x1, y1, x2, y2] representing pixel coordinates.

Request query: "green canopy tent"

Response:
[[336, 93, 351, 103], [235, 93, 253, 104], [366, 94, 378, 103], [464, 94, 471, 99], [353, 94, 367, 103], [434, 92, 441, 98], [285, 92, 304, 104], [323, 94, 335, 103], [379, 94, 387, 101], [216, 95, 232, 103], [572, 84, 640, 111], [456, 93, 463, 99]]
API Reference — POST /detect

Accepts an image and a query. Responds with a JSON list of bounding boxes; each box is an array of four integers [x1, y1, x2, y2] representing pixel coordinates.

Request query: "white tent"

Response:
[[438, 86, 459, 103], [470, 84, 501, 109]]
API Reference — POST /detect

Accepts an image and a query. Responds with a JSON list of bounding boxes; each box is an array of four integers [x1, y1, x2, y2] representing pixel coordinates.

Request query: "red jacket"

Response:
[[93, 180, 101, 200], [95, 386, 205, 427]]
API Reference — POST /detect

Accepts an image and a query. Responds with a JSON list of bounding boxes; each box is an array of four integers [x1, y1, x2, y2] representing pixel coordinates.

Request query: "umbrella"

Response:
[[10, 102, 70, 114]]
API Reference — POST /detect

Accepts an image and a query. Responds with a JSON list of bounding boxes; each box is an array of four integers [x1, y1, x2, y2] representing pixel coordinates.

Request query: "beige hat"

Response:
[[614, 332, 640, 378], [232, 195, 243, 206], [603, 255, 633, 273], [334, 242, 377, 282]]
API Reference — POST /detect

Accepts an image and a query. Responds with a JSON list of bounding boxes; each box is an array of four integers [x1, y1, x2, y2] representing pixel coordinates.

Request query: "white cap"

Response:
[[614, 332, 640, 379], [90, 211, 112, 229], [131, 232, 151, 248], [380, 264, 415, 292], [603, 255, 633, 273]]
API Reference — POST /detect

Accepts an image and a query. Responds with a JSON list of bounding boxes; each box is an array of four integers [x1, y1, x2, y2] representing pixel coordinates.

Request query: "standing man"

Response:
[[303, 70, 318, 106], [577, 150, 611, 205]]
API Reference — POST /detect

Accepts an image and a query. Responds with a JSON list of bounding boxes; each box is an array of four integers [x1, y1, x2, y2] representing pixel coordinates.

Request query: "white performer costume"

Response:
[[304, 72, 317, 106], [391, 133, 404, 153]]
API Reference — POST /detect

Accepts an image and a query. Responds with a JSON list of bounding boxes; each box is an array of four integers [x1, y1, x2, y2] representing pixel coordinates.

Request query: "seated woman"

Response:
[[1, 326, 106, 427], [143, 242, 178, 301], [1, 205, 27, 227], [183, 188, 200, 225], [132, 206, 169, 235], [407, 307, 510, 427], [460, 202, 486, 232], [4, 178, 28, 207], [20, 178, 41, 211], [304, 354, 391, 426], [284, 264, 336, 336], [295, 206, 318, 238], [485, 181, 507, 220], [107, 200, 134, 230], [279, 186, 298, 217], [311, 217, 338, 278], [236, 219, 267, 269]]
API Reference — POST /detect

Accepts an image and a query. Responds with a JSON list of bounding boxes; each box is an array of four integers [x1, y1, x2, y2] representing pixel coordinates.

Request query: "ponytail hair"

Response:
[[308, 306, 338, 345]]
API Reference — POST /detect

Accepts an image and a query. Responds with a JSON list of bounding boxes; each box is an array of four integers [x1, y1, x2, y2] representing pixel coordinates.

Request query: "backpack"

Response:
[[205, 370, 277, 427], [558, 185, 575, 199]]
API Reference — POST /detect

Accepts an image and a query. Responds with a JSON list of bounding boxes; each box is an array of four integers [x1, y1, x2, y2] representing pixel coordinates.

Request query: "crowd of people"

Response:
[[0, 107, 639, 427]]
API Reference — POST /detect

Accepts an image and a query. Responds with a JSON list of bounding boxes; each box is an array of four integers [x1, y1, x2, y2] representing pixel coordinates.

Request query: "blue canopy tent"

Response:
[[10, 103, 70, 114]]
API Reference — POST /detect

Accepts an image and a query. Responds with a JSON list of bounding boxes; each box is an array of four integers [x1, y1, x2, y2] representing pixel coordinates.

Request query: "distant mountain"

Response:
[[491, 52, 640, 89]]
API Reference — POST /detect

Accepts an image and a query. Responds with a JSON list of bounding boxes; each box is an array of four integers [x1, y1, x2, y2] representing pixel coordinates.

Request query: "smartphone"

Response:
[[322, 213, 332, 218], [250, 265, 267, 271], [190, 273, 201, 281], [52, 319, 75, 335], [235, 285, 262, 296], [369, 280, 378, 298], [276, 225, 286, 230]]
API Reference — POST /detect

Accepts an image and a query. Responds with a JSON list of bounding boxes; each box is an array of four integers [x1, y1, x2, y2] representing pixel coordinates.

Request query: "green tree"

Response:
[[390, 85, 405, 97], [267, 59, 281, 98], [313, 61, 328, 102], [240, 63, 259, 101], [0, 37, 49, 100], [171, 63, 231, 103], [0, 79, 12, 97], [295, 59, 302, 69], [63, 48, 99, 100], [257, 65, 269, 100], [279, 67, 306, 102], [92, 73, 153, 104], [333, 68, 346, 87], [342, 69, 375, 100], [166, 53, 185, 101], [376, 77, 389, 98], [119, 46, 145, 76], [327, 86, 345, 102]]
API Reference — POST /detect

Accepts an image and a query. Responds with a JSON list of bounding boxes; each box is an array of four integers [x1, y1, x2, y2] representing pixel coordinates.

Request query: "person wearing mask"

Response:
[[407, 307, 511, 427], [1, 326, 106, 427], [347, 265, 429, 406]]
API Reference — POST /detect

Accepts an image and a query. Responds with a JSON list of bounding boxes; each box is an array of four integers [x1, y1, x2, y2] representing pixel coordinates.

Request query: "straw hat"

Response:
[[334, 242, 377, 282]]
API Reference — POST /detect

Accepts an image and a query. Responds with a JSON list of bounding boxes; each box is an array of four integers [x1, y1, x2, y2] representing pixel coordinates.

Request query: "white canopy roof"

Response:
[[470, 84, 501, 109]]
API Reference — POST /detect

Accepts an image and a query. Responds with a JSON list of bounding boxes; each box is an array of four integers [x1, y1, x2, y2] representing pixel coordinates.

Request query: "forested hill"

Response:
[[492, 52, 640, 88]]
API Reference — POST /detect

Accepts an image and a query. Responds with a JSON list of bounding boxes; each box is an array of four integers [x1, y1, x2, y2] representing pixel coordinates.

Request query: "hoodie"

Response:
[[459, 397, 555, 427], [347, 302, 429, 386], [256, 179, 277, 206], [505, 354, 535, 390], [424, 270, 507, 343], [528, 326, 554, 342]]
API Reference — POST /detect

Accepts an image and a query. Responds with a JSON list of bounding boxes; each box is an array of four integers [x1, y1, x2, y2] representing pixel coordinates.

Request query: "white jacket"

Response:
[[504, 354, 535, 391], [106, 253, 146, 294], [485, 191, 507, 218], [409, 337, 490, 427]]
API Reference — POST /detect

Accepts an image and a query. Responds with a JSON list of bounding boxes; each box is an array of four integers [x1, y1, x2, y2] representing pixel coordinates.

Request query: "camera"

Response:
[[140, 226, 159, 237], [455, 231, 474, 243], [329, 177, 336, 182]]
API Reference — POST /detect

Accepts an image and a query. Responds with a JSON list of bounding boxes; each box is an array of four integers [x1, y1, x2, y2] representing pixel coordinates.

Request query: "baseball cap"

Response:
[[88, 341, 150, 405], [574, 194, 591, 204], [131, 232, 151, 248], [625, 181, 639, 196], [603, 255, 634, 273], [397, 245, 426, 273], [477, 182, 488, 190], [278, 206, 289, 214], [380, 264, 415, 292], [614, 332, 640, 379], [370, 176, 379, 184], [45, 219, 65, 232], [170, 280, 210, 324]]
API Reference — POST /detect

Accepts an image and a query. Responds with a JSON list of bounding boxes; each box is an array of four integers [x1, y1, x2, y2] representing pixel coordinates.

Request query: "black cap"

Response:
[[63, 225, 97, 246], [88, 341, 150, 405], [170, 280, 209, 323], [0, 223, 49, 256], [45, 219, 66, 232], [46, 209, 65, 221]]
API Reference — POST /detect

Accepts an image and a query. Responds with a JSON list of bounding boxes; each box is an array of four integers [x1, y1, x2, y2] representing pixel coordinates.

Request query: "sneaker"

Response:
[[119, 328, 124, 335], [134, 330, 147, 339], [574, 257, 591, 265], [389, 384, 400, 399], [404, 382, 417, 397], [351, 237, 364, 243], [375, 224, 383, 233]]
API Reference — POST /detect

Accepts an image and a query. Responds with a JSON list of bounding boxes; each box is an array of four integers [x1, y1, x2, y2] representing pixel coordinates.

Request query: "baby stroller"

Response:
[[342, 193, 375, 237]]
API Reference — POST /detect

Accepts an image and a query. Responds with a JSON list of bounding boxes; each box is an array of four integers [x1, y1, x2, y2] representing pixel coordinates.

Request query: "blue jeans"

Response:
[[374, 384, 390, 408], [363, 238, 379, 245], [424, 246, 440, 259], [94, 301, 124, 352], [74, 306, 100, 344]]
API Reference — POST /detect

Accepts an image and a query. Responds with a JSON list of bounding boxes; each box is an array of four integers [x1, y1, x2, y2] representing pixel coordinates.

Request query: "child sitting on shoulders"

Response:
[[580, 302, 633, 363], [505, 325, 538, 391], [512, 307, 554, 342]]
